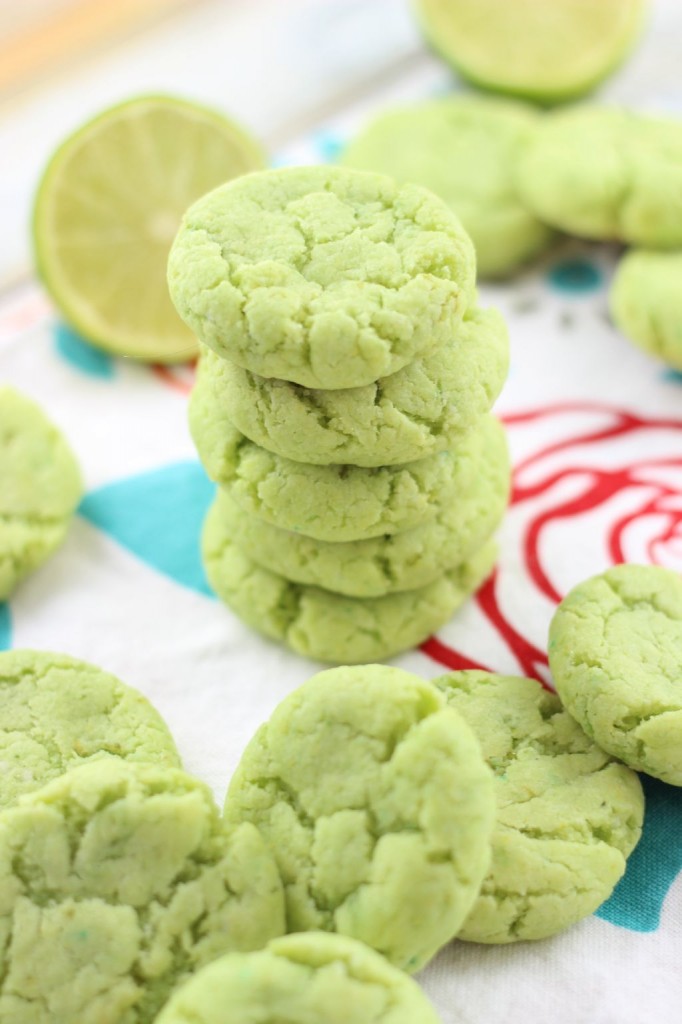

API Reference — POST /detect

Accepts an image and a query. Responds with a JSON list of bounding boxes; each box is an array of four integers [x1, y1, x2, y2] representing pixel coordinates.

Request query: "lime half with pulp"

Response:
[[415, 0, 648, 104], [33, 95, 266, 363]]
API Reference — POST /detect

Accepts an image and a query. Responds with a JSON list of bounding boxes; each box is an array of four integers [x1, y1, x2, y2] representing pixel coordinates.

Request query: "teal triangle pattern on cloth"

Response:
[[78, 461, 215, 597], [0, 603, 10, 650], [596, 774, 682, 931]]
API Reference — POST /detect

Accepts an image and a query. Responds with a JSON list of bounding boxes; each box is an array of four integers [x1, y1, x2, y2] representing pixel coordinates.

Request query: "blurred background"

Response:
[[2, 0, 681, 294]]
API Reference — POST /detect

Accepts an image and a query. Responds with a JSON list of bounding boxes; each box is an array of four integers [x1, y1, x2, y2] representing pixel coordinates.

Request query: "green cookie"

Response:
[[610, 250, 682, 370], [0, 759, 285, 1023], [517, 106, 682, 247], [168, 165, 475, 390], [203, 501, 496, 662], [434, 671, 645, 943], [209, 416, 508, 597], [0, 649, 180, 808], [0, 386, 82, 599], [343, 95, 553, 278], [191, 412, 494, 544], [415, 0, 648, 104], [191, 307, 509, 467], [549, 564, 682, 785], [155, 933, 442, 1024], [225, 665, 495, 972]]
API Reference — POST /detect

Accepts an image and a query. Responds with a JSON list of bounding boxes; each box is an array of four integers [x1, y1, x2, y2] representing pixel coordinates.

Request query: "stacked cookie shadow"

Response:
[[169, 165, 510, 662]]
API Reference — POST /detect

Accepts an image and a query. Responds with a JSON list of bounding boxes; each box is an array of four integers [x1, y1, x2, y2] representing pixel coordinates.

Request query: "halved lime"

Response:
[[33, 95, 266, 363], [415, 0, 648, 104]]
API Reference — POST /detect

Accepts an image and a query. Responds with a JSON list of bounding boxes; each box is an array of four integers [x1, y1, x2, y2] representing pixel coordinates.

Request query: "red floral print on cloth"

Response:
[[423, 402, 682, 684]]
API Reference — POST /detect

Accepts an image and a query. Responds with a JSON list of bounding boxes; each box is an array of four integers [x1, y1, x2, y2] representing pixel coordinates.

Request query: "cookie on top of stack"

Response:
[[168, 166, 510, 662]]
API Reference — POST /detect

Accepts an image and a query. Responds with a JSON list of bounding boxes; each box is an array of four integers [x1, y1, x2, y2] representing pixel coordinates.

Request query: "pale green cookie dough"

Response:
[[155, 933, 442, 1024], [343, 95, 553, 278], [517, 107, 682, 247], [203, 501, 496, 662], [610, 250, 682, 370], [0, 649, 181, 808], [168, 165, 476, 390], [415, 0, 648, 104], [0, 386, 82, 600], [191, 412, 497, 543], [191, 307, 509, 468], [0, 759, 285, 1024], [434, 671, 645, 943], [549, 563, 682, 785], [210, 416, 508, 597], [225, 665, 495, 972]]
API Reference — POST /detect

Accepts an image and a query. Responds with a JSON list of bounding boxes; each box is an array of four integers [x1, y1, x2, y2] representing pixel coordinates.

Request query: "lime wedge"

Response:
[[415, 0, 648, 104], [33, 95, 266, 363]]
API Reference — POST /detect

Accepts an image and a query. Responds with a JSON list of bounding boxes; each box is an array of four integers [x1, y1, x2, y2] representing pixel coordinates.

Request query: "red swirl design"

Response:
[[422, 402, 682, 682]]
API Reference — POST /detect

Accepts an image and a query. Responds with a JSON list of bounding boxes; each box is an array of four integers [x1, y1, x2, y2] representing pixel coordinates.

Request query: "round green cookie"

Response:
[[434, 671, 645, 943], [203, 500, 496, 662], [168, 165, 475, 390], [155, 933, 442, 1024], [415, 0, 648, 104], [610, 250, 682, 370], [517, 106, 682, 247], [0, 759, 285, 1023], [343, 95, 553, 278], [549, 563, 682, 785], [191, 306, 508, 468], [209, 416, 508, 597], [0, 386, 82, 600], [191, 412, 498, 544], [0, 649, 181, 808], [225, 665, 495, 972]]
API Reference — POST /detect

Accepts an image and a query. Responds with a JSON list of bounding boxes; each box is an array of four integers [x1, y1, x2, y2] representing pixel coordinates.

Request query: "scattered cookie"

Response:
[[224, 665, 495, 972], [209, 416, 508, 597], [343, 95, 553, 277], [517, 106, 682, 247], [0, 759, 285, 1023], [610, 249, 682, 370], [203, 499, 496, 662], [168, 165, 476, 389], [0, 649, 180, 808], [0, 386, 82, 600], [154, 932, 442, 1024], [434, 671, 645, 943], [549, 563, 682, 785], [191, 307, 508, 467], [191, 412, 496, 543]]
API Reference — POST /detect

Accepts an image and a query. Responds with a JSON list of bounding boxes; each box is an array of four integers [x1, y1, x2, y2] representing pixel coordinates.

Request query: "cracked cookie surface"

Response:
[[224, 665, 495, 972], [610, 250, 682, 370], [0, 759, 285, 1024], [549, 563, 682, 785], [0, 649, 181, 808], [0, 386, 82, 599], [343, 95, 553, 278], [209, 415, 508, 597], [434, 670, 645, 943], [191, 306, 508, 467], [191, 417, 479, 544], [155, 932, 442, 1024], [517, 107, 682, 246], [168, 165, 475, 389], [202, 499, 496, 662]]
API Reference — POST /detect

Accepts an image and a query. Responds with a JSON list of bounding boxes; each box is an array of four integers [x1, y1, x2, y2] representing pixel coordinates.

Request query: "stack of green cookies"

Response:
[[168, 165, 510, 662]]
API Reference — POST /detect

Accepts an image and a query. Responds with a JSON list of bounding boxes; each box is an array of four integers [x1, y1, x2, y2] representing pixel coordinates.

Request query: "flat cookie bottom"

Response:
[[202, 501, 496, 662], [209, 417, 508, 597]]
